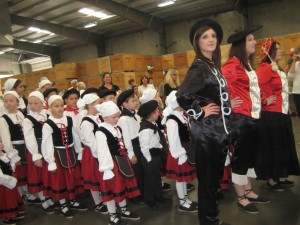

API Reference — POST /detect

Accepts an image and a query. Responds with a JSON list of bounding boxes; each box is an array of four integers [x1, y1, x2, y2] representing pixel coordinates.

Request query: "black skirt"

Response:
[[256, 111, 300, 180]]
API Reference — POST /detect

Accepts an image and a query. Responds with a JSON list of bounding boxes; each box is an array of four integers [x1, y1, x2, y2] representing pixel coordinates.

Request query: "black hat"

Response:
[[227, 26, 262, 44], [81, 87, 99, 98], [138, 100, 158, 118], [117, 89, 134, 108], [99, 89, 117, 98], [189, 19, 223, 45], [43, 88, 58, 98], [62, 88, 80, 100]]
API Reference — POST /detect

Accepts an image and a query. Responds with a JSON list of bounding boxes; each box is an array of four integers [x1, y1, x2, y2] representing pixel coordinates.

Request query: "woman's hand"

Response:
[[266, 95, 276, 105], [231, 96, 243, 109], [34, 159, 43, 167], [202, 103, 220, 118]]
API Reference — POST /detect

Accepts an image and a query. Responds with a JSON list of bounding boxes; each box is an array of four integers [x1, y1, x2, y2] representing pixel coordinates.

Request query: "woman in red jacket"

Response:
[[256, 37, 300, 191], [222, 28, 269, 214]]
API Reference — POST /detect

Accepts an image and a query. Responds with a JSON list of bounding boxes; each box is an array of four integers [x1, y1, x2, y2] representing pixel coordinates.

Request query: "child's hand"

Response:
[[130, 156, 138, 164], [15, 161, 21, 166], [50, 169, 56, 173], [0, 141, 4, 150], [34, 159, 43, 167]]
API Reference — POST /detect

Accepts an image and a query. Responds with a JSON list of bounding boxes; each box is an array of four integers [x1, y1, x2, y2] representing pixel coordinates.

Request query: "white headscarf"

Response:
[[162, 91, 179, 125], [4, 78, 18, 91], [95, 101, 120, 117], [48, 95, 63, 106], [139, 88, 157, 104], [29, 91, 44, 103]]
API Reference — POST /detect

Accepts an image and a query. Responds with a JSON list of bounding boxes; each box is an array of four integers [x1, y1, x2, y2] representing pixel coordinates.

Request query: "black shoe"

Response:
[[190, 201, 198, 209], [70, 201, 88, 211], [42, 205, 55, 214], [120, 210, 140, 220], [237, 201, 258, 214], [187, 183, 195, 192], [266, 182, 284, 192], [26, 198, 41, 204], [11, 214, 24, 221], [2, 219, 16, 225], [155, 197, 172, 204], [109, 218, 127, 225], [278, 179, 294, 187], [94, 202, 108, 214], [178, 203, 198, 212], [50, 201, 60, 209], [247, 195, 270, 204], [146, 201, 158, 210], [162, 182, 171, 192], [60, 204, 74, 219]]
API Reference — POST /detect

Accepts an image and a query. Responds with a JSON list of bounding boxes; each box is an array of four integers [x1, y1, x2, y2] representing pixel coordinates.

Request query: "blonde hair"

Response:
[[77, 82, 86, 90], [165, 69, 180, 89]]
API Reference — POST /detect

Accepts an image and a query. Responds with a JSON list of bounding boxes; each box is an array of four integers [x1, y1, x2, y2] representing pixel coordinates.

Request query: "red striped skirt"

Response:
[[13, 163, 27, 187], [165, 151, 197, 182], [97, 159, 140, 203]]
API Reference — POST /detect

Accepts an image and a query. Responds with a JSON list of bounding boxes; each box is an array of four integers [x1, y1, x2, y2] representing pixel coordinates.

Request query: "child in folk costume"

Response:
[[0, 148, 25, 225], [77, 88, 100, 120], [22, 91, 55, 213], [41, 95, 87, 219], [138, 100, 172, 210], [95, 101, 140, 225], [117, 89, 144, 204], [80, 94, 108, 214], [63, 89, 81, 131], [43, 88, 58, 112], [0, 91, 40, 203], [162, 91, 198, 212], [99, 89, 117, 103]]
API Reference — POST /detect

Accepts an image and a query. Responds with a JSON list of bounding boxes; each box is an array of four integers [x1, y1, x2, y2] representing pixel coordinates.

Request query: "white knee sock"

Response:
[[37, 191, 45, 201], [176, 181, 190, 207], [90, 190, 102, 205], [106, 200, 116, 214]]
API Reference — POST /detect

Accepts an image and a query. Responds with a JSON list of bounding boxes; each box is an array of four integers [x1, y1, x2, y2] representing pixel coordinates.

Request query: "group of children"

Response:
[[0, 78, 198, 225]]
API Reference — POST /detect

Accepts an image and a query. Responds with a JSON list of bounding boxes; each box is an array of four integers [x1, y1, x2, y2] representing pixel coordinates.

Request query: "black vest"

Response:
[[81, 117, 98, 134], [166, 115, 190, 143], [26, 115, 44, 139], [97, 126, 126, 156], [0, 159, 13, 176], [2, 114, 24, 141], [46, 116, 73, 146]]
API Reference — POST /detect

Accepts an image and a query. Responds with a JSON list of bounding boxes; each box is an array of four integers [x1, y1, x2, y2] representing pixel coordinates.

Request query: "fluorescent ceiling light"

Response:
[[0, 51, 5, 54], [21, 56, 51, 64], [78, 7, 115, 20], [33, 39, 42, 43], [0, 74, 13, 78], [28, 27, 54, 35], [84, 22, 97, 28], [158, 0, 176, 7]]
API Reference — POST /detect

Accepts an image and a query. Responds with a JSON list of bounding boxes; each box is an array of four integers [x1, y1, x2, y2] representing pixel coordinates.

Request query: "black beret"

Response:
[[227, 26, 262, 44], [117, 89, 134, 108], [189, 19, 223, 45], [62, 88, 80, 99], [81, 87, 99, 98], [43, 88, 58, 98], [138, 100, 158, 118], [98, 89, 117, 98]]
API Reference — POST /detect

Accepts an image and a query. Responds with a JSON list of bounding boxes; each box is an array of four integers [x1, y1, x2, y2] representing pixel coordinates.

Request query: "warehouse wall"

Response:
[[60, 44, 98, 63]]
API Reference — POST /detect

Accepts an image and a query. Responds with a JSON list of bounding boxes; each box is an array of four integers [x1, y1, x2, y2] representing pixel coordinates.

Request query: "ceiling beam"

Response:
[[10, 14, 103, 45], [0, 0, 13, 46], [225, 0, 247, 16], [77, 0, 164, 33]]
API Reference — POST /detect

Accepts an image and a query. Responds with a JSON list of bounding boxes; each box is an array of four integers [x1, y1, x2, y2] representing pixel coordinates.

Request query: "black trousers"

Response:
[[293, 94, 300, 119], [141, 156, 162, 202], [131, 161, 144, 197]]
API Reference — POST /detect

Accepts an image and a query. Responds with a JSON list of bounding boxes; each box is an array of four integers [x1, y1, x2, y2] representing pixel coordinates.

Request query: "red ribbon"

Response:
[[65, 105, 79, 115]]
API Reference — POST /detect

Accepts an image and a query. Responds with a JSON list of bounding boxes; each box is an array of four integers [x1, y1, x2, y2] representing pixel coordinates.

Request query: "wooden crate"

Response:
[[221, 44, 231, 64], [187, 50, 196, 66], [54, 63, 77, 80], [174, 52, 188, 68], [14, 74, 27, 86], [285, 33, 300, 54], [135, 71, 146, 86], [86, 59, 99, 76], [153, 71, 164, 88], [77, 62, 87, 77], [48, 68, 55, 81], [111, 73, 125, 90], [134, 55, 145, 71], [87, 76, 101, 88], [98, 56, 111, 73], [152, 56, 163, 70], [77, 76, 90, 88], [177, 68, 189, 82], [144, 56, 153, 68], [162, 54, 174, 69], [55, 79, 68, 91], [110, 54, 135, 72]]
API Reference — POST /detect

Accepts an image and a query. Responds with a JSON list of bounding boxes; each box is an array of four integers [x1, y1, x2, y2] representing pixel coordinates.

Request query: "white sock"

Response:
[[59, 199, 68, 213], [91, 190, 101, 205], [70, 200, 79, 206], [118, 199, 130, 215], [161, 178, 164, 187], [46, 198, 54, 206], [106, 200, 116, 214], [59, 199, 66, 205], [176, 182, 190, 207], [37, 191, 45, 201], [17, 187, 23, 196], [183, 183, 192, 204]]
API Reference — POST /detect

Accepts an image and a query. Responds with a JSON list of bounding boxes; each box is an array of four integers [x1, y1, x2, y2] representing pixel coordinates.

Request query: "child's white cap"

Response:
[[29, 91, 44, 103], [3, 90, 19, 100], [38, 79, 52, 89], [95, 101, 120, 117], [139, 88, 157, 104], [162, 91, 179, 124], [48, 95, 63, 106]]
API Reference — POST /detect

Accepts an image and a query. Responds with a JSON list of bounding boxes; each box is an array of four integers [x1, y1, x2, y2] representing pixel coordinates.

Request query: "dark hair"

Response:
[[140, 75, 149, 85], [12, 79, 22, 89], [123, 94, 135, 104], [128, 79, 135, 85], [229, 38, 254, 71], [102, 72, 113, 85], [261, 41, 283, 71], [192, 26, 221, 70]]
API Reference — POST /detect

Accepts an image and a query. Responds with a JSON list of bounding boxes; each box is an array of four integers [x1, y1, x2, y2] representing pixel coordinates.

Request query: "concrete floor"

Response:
[[19, 117, 300, 225]]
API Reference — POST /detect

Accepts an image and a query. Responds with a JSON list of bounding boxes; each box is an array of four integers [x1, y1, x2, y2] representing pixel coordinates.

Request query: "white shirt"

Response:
[[95, 123, 124, 179], [288, 61, 300, 94], [117, 112, 141, 159], [22, 110, 48, 162], [138, 121, 162, 162], [165, 111, 187, 159], [64, 110, 81, 135], [0, 111, 24, 165], [80, 115, 102, 158], [41, 115, 83, 171], [138, 84, 155, 96]]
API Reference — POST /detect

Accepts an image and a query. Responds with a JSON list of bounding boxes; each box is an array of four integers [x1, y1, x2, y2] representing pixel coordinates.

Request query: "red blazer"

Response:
[[222, 57, 261, 118], [256, 63, 289, 114]]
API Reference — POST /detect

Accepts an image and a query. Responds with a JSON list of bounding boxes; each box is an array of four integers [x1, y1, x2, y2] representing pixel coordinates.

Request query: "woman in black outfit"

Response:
[[98, 72, 120, 92], [177, 19, 231, 225], [164, 69, 180, 97]]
